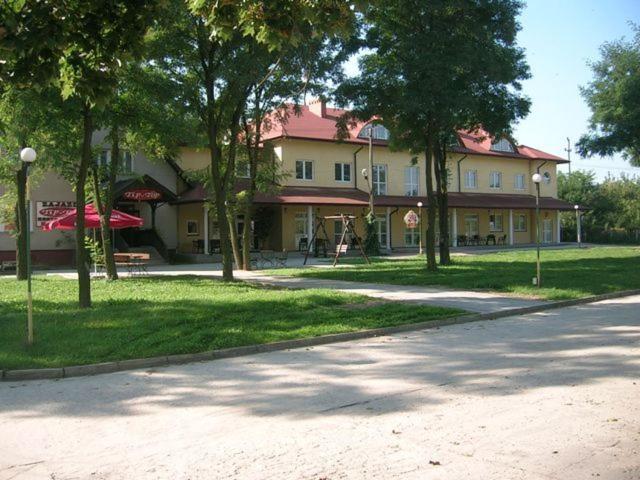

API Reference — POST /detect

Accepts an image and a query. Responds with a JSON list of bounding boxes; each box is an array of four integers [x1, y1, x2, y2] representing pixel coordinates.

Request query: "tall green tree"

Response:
[[577, 26, 640, 166], [149, 0, 355, 280], [56, 1, 161, 307], [338, 0, 530, 269]]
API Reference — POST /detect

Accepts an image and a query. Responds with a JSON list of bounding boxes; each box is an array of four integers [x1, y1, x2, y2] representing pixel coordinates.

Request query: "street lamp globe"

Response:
[[531, 172, 542, 184], [574, 204, 579, 210], [417, 201, 423, 208], [361, 168, 368, 179], [20, 147, 37, 163]]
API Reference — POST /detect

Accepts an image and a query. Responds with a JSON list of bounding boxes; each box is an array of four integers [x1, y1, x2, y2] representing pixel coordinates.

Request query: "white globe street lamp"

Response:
[[532, 172, 542, 287], [20, 147, 37, 345]]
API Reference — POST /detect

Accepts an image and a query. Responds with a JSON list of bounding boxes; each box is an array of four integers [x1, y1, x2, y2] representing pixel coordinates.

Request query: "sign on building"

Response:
[[122, 189, 162, 201], [403, 209, 419, 229], [36, 201, 76, 227]]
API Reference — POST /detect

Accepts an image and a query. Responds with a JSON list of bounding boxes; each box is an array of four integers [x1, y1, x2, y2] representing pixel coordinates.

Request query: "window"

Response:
[[294, 212, 309, 247], [295, 160, 313, 180], [404, 166, 419, 196], [489, 213, 503, 232], [515, 214, 527, 232], [96, 149, 133, 173], [514, 173, 526, 190], [404, 226, 420, 247], [373, 164, 387, 195], [464, 170, 478, 189], [236, 162, 250, 178], [543, 171, 552, 184], [491, 138, 516, 153], [334, 163, 351, 182], [186, 220, 199, 236], [357, 123, 390, 141], [489, 171, 502, 189]]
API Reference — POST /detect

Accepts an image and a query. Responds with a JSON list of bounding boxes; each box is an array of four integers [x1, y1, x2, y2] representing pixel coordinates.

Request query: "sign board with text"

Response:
[[36, 201, 76, 227]]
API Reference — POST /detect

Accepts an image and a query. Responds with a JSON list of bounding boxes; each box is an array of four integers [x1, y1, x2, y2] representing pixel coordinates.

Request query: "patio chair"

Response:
[[497, 234, 508, 245], [298, 237, 308, 252], [274, 250, 288, 268], [457, 235, 467, 246], [258, 250, 275, 269], [486, 234, 496, 245], [471, 235, 481, 246]]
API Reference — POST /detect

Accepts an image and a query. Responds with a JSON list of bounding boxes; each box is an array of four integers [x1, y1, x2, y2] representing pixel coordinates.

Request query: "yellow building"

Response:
[[173, 100, 573, 255]]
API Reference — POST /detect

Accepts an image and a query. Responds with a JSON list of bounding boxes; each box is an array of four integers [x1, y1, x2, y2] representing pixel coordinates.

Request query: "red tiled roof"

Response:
[[261, 104, 568, 163], [175, 184, 576, 211]]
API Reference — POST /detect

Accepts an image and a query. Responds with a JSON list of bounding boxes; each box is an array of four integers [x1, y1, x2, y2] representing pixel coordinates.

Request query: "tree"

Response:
[[0, 1, 71, 280], [338, 0, 530, 269], [577, 26, 640, 166], [147, 0, 356, 280], [56, 1, 161, 307]]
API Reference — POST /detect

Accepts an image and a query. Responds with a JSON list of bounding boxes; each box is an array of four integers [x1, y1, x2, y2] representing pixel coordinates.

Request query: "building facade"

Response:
[[0, 101, 574, 265]]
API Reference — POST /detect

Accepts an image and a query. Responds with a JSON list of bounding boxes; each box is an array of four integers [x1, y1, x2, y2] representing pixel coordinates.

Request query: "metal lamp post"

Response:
[[417, 201, 423, 254], [574, 204, 581, 248], [532, 172, 542, 287], [20, 147, 37, 345]]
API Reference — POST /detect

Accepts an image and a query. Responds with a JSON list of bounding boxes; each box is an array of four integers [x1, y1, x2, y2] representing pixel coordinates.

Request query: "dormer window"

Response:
[[490, 138, 516, 153], [357, 123, 390, 141]]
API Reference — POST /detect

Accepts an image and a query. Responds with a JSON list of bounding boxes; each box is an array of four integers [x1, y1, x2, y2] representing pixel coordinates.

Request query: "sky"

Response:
[[344, 0, 640, 180]]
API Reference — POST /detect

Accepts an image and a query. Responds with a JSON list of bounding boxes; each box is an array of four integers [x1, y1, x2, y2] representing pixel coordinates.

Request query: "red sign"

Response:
[[404, 210, 419, 229], [36, 201, 77, 227], [122, 189, 162, 201]]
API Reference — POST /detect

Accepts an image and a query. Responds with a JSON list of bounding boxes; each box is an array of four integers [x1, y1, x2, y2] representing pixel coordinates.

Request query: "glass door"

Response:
[[543, 218, 553, 243], [464, 214, 479, 237], [294, 213, 308, 248]]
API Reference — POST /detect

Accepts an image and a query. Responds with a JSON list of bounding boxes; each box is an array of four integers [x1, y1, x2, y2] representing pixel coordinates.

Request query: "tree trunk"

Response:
[[424, 137, 438, 272], [241, 202, 253, 270], [434, 140, 451, 265], [14, 162, 28, 280], [91, 127, 119, 280], [215, 189, 234, 281], [76, 103, 93, 308], [227, 207, 242, 268]]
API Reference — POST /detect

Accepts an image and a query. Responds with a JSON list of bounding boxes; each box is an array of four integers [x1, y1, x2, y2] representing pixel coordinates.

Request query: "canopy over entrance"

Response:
[[114, 175, 178, 203], [42, 204, 143, 231]]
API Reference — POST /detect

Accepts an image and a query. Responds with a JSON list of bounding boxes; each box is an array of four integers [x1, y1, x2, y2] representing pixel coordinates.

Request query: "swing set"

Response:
[[303, 214, 371, 266]]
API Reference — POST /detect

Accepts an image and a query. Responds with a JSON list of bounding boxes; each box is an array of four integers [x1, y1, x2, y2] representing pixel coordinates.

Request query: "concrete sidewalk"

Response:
[[2, 295, 638, 480]]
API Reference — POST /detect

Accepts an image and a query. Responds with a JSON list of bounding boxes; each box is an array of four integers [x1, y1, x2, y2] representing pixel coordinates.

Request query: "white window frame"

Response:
[[372, 164, 387, 195], [514, 173, 526, 191], [491, 138, 515, 153], [186, 220, 199, 236], [404, 166, 419, 197], [489, 171, 502, 190], [375, 214, 387, 247], [97, 149, 134, 173], [489, 213, 503, 232], [334, 162, 351, 182], [464, 170, 478, 189], [404, 226, 420, 247], [295, 160, 313, 180], [236, 162, 251, 178], [514, 214, 527, 232], [294, 212, 309, 246], [464, 214, 479, 237]]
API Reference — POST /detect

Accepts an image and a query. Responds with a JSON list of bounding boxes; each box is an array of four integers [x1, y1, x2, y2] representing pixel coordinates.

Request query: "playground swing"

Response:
[[303, 214, 371, 266]]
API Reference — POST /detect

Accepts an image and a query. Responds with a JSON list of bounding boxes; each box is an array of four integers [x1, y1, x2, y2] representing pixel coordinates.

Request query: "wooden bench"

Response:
[[0, 260, 17, 272]]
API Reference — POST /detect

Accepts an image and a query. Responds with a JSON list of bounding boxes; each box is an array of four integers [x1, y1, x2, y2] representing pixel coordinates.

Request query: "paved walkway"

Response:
[[43, 263, 545, 313], [2, 295, 639, 479]]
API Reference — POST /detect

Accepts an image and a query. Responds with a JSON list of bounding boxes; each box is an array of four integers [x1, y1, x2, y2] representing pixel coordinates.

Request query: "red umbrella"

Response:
[[42, 204, 143, 231]]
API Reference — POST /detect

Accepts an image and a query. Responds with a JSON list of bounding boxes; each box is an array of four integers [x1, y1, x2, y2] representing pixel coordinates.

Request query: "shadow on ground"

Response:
[[1, 297, 639, 421]]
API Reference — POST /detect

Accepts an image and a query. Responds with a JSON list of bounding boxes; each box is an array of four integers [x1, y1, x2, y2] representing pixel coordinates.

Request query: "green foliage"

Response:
[[577, 26, 640, 166], [363, 212, 380, 256], [558, 171, 640, 242], [84, 235, 104, 266]]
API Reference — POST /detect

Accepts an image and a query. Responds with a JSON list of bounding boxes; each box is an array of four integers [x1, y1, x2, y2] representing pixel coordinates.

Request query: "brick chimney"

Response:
[[308, 98, 326, 118]]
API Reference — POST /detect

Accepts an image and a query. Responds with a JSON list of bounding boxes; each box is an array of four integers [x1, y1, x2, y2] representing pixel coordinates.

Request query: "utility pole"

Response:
[[564, 137, 572, 174]]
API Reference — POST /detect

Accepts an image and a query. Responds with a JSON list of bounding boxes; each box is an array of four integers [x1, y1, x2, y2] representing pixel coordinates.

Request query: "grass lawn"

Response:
[[0, 276, 462, 370], [279, 246, 640, 301]]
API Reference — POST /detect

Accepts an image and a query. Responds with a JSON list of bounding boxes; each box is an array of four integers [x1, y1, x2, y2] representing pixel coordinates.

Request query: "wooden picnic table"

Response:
[[114, 253, 149, 276]]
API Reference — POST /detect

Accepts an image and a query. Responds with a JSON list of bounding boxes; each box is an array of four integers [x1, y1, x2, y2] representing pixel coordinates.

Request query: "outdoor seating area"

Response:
[[248, 250, 288, 269], [456, 234, 508, 247], [114, 253, 150, 276]]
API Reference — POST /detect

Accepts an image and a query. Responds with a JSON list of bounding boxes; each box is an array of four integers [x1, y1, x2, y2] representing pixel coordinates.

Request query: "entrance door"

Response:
[[376, 214, 387, 247], [543, 218, 553, 243], [294, 212, 308, 249], [464, 214, 479, 237]]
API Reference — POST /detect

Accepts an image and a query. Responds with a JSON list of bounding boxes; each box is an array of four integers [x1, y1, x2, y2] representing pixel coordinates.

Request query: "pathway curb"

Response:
[[3, 288, 639, 382]]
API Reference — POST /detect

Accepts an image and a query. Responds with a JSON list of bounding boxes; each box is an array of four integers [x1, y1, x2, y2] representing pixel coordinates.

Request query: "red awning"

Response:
[[42, 204, 143, 231]]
